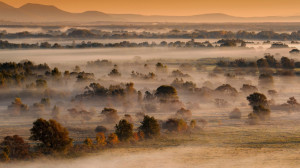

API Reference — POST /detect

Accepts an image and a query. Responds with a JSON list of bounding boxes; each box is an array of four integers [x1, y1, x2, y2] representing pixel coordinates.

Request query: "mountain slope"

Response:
[[1, 1, 300, 23]]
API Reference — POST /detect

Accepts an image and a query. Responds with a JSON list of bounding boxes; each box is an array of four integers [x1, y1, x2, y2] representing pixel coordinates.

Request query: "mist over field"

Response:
[[1, 1, 300, 167]]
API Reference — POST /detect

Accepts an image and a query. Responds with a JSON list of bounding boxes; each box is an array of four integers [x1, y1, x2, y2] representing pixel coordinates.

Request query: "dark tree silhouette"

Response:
[[101, 107, 119, 124], [138, 115, 160, 139], [115, 119, 133, 142], [0, 135, 30, 160], [247, 93, 270, 121], [155, 85, 179, 103], [30, 118, 72, 152]]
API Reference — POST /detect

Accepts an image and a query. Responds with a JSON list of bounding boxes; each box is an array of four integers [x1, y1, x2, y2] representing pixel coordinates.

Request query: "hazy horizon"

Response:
[[1, 0, 300, 17]]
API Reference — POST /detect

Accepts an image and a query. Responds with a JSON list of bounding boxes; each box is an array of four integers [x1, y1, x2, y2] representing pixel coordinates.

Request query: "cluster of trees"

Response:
[[0, 61, 97, 89], [0, 115, 162, 161], [0, 39, 215, 49], [131, 71, 156, 80], [5, 29, 300, 40], [0, 61, 50, 88], [216, 55, 298, 76]]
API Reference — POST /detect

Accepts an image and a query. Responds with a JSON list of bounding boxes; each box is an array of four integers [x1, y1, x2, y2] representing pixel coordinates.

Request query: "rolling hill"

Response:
[[0, 1, 300, 23]]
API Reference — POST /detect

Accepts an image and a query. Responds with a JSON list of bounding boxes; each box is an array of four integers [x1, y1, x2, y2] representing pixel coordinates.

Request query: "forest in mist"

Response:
[[0, 15, 300, 167]]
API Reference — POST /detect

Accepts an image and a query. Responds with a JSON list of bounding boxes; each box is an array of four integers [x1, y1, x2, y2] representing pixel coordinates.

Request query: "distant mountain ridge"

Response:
[[0, 1, 300, 23]]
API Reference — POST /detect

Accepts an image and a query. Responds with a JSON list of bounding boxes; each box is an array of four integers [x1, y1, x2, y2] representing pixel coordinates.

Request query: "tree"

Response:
[[176, 108, 192, 120], [8, 97, 29, 116], [247, 92, 268, 107], [0, 135, 30, 160], [287, 97, 299, 112], [281, 56, 295, 69], [36, 79, 47, 88], [30, 118, 72, 152], [138, 115, 160, 139], [229, 108, 242, 119], [106, 133, 119, 145], [215, 84, 238, 96], [108, 69, 121, 77], [115, 119, 133, 142], [156, 62, 167, 73], [96, 133, 107, 146], [101, 107, 119, 124], [247, 93, 270, 121], [155, 85, 179, 103], [240, 84, 258, 94], [163, 118, 188, 132], [95, 125, 107, 133], [190, 120, 197, 129], [84, 138, 93, 148]]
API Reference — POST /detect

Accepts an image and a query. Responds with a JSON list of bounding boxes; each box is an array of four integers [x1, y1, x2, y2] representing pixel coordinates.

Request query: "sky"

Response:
[[2, 0, 300, 17]]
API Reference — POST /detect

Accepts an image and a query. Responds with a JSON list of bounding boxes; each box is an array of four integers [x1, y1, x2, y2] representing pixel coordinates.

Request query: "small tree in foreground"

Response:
[[106, 133, 119, 145], [138, 115, 160, 139], [96, 133, 106, 146], [30, 118, 72, 152], [0, 135, 30, 160], [115, 119, 133, 142]]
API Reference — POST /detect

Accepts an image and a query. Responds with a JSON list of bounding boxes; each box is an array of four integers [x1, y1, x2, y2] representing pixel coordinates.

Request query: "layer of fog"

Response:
[[1, 145, 299, 168]]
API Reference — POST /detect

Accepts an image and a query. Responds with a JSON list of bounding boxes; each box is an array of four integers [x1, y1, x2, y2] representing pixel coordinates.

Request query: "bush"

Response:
[[101, 107, 119, 124], [247, 92, 270, 121], [0, 135, 30, 160], [106, 133, 119, 145], [176, 108, 192, 120], [115, 119, 133, 142], [229, 108, 242, 119], [8, 98, 29, 116], [84, 138, 93, 148], [163, 118, 188, 132], [190, 120, 197, 129], [96, 133, 106, 146], [108, 69, 121, 77], [95, 126, 107, 133], [138, 115, 160, 139]]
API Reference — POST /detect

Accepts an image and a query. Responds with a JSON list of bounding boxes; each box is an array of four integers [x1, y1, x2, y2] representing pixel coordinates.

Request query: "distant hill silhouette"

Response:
[[0, 1, 300, 23]]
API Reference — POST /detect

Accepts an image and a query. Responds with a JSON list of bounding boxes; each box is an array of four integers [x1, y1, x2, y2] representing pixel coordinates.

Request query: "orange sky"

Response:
[[2, 0, 300, 17]]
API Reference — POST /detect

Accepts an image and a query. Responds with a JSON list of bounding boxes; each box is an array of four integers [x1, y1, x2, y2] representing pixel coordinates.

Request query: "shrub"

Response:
[[163, 118, 188, 132], [95, 126, 107, 133], [96, 133, 106, 146], [108, 69, 121, 77], [8, 98, 29, 116], [190, 120, 197, 129], [84, 138, 93, 148], [106, 133, 119, 145], [0, 135, 30, 160], [139, 115, 160, 139], [101, 107, 119, 124], [176, 108, 192, 120], [229, 108, 242, 119]]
